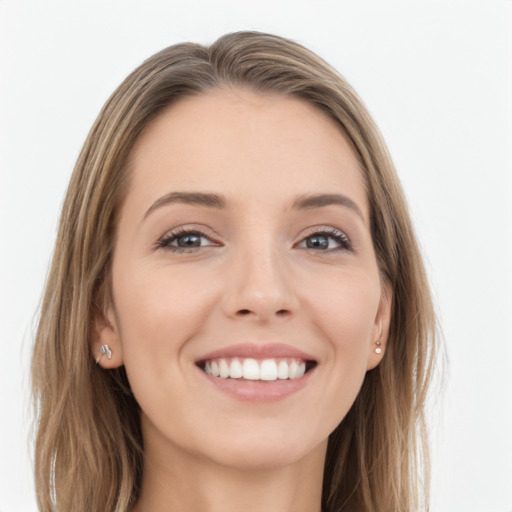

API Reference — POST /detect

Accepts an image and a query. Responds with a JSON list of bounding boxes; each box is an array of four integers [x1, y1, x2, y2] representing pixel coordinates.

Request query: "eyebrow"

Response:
[[143, 191, 364, 222], [144, 191, 227, 219], [292, 193, 365, 221]]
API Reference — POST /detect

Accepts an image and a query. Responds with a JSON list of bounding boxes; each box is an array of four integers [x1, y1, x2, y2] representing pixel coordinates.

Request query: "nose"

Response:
[[221, 243, 298, 323]]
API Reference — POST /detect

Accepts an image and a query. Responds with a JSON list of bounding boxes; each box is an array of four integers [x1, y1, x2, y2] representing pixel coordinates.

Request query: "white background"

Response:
[[1, 1, 511, 511]]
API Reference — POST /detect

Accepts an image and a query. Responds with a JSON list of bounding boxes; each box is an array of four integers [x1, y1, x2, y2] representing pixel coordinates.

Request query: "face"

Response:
[[95, 88, 391, 470]]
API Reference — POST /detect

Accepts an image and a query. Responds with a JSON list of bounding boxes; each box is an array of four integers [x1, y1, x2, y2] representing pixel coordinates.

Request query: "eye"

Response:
[[297, 228, 351, 252], [156, 228, 219, 252]]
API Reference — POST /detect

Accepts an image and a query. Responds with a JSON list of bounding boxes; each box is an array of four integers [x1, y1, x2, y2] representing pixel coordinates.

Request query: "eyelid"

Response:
[[295, 225, 352, 251], [155, 224, 221, 251], [154, 224, 352, 253]]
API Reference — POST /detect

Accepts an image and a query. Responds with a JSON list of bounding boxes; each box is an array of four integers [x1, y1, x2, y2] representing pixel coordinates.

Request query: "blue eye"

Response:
[[157, 230, 216, 252], [298, 229, 351, 251], [173, 233, 203, 247], [156, 227, 351, 253]]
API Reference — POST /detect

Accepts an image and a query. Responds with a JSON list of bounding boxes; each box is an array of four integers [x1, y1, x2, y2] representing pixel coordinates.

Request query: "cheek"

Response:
[[114, 260, 216, 341], [305, 268, 381, 349], [303, 270, 380, 422], [111, 262, 219, 391]]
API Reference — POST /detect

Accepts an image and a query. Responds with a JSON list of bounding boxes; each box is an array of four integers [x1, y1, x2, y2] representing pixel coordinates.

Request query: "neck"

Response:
[[132, 423, 326, 512]]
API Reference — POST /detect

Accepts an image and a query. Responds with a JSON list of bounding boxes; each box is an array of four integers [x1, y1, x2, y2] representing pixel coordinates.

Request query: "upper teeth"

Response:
[[203, 358, 306, 381]]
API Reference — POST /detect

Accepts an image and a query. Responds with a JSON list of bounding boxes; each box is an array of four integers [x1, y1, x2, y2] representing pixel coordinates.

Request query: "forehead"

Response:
[[126, 87, 367, 217]]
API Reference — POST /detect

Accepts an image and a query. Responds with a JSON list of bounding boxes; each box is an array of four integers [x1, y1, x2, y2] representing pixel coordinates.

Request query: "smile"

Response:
[[195, 343, 318, 402], [199, 357, 317, 381]]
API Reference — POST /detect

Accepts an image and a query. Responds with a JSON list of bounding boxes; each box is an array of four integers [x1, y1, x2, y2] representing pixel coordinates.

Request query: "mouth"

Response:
[[196, 357, 318, 381], [195, 343, 318, 383], [195, 344, 318, 402]]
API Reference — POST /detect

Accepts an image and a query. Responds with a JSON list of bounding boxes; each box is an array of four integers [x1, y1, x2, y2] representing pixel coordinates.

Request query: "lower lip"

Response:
[[199, 368, 314, 403]]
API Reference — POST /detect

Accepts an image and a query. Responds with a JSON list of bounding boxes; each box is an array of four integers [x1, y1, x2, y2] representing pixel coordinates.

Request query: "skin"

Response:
[[94, 87, 391, 512]]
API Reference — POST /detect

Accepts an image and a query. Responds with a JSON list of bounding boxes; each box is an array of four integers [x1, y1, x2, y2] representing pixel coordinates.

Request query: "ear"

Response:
[[91, 299, 124, 369], [366, 281, 393, 370]]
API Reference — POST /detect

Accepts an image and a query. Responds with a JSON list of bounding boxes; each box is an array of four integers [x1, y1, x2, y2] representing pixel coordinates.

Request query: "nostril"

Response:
[[235, 308, 291, 318]]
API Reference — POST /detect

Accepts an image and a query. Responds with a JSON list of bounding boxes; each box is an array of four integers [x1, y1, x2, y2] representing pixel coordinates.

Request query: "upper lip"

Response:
[[195, 343, 317, 363]]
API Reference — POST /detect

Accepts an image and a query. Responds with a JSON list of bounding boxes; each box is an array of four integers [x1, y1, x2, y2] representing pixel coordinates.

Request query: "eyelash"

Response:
[[155, 228, 219, 253], [155, 227, 352, 253], [296, 227, 352, 252]]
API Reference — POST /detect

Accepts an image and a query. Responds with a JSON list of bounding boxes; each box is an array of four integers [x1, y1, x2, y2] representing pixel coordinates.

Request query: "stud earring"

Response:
[[95, 344, 112, 364], [374, 341, 382, 354]]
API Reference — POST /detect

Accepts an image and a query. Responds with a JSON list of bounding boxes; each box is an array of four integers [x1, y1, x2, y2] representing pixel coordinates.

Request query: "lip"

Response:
[[195, 343, 316, 363], [195, 343, 318, 403]]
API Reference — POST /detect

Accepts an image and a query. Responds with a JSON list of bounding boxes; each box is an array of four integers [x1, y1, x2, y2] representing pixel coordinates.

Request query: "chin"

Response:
[[197, 428, 327, 471]]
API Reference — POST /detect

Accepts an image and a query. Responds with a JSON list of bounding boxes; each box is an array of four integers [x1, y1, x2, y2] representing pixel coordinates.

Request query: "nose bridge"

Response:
[[223, 231, 297, 321]]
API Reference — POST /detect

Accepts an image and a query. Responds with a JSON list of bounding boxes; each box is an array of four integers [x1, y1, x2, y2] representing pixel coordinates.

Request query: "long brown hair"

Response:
[[32, 31, 438, 512]]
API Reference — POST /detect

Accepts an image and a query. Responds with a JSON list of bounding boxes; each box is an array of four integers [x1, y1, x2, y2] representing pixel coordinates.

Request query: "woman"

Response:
[[32, 31, 438, 512]]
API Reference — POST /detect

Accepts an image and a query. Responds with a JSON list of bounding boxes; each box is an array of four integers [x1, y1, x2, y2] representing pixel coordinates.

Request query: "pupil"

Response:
[[307, 235, 328, 249], [178, 234, 201, 247]]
